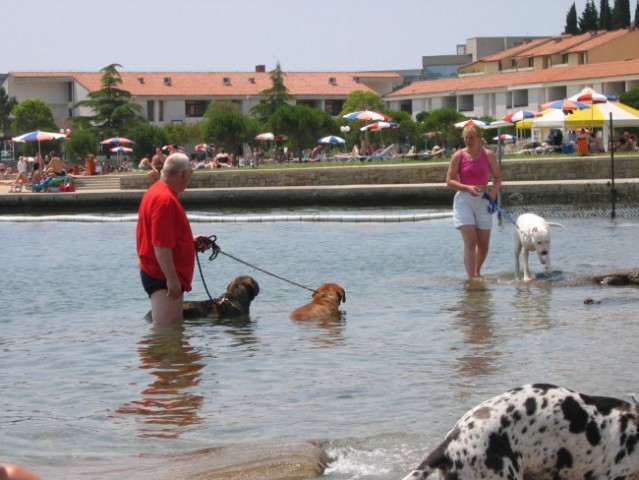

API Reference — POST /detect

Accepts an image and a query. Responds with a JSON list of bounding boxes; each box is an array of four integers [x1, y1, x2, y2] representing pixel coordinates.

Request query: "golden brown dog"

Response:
[[182, 275, 260, 319], [289, 283, 346, 321]]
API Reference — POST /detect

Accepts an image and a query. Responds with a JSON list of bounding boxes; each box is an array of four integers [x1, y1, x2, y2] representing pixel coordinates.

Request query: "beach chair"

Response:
[[31, 175, 72, 192], [360, 144, 398, 162]]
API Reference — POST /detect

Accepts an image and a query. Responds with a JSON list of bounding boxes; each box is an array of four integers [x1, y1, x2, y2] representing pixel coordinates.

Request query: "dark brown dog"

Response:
[[182, 275, 260, 319], [289, 283, 346, 321]]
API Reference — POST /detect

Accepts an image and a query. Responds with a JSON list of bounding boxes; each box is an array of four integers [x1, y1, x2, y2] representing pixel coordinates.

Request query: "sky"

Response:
[[3, 0, 591, 73]]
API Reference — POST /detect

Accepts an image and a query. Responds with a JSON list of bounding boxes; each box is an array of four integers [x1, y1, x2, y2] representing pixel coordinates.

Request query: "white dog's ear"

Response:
[[532, 227, 538, 234]]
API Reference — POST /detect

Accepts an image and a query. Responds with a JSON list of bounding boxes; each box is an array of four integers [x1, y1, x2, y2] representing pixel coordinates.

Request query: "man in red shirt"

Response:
[[136, 153, 208, 325]]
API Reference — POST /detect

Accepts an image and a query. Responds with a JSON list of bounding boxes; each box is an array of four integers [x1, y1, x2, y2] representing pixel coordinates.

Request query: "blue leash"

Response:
[[481, 192, 517, 226]]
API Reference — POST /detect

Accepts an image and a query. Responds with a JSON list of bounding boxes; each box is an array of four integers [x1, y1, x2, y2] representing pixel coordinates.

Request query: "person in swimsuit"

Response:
[[446, 124, 502, 279]]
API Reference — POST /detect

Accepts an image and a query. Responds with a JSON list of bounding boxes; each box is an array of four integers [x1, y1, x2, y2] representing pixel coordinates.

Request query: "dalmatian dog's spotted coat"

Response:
[[402, 384, 639, 480]]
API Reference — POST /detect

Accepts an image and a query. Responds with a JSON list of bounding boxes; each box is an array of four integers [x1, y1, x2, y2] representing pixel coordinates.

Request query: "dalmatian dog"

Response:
[[515, 213, 563, 281], [401, 383, 639, 480]]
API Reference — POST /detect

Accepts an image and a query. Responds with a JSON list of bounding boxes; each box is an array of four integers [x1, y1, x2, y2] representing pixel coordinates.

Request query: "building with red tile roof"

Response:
[[3, 68, 401, 128], [388, 28, 639, 120]]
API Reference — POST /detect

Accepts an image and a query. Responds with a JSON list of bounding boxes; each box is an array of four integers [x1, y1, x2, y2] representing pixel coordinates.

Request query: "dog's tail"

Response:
[[548, 222, 564, 228]]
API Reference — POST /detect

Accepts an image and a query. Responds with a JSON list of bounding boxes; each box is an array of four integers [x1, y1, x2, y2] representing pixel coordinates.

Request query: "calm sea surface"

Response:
[[2, 206, 639, 479]]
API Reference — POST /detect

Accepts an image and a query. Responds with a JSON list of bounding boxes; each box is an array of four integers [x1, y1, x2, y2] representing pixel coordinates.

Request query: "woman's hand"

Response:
[[466, 185, 483, 196]]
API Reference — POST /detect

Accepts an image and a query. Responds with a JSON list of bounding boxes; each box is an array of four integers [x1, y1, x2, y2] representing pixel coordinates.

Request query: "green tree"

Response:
[[163, 123, 202, 148], [128, 124, 169, 160], [64, 128, 99, 164], [418, 108, 467, 152], [579, 0, 600, 32], [11, 98, 61, 156], [250, 62, 293, 122], [635, 0, 639, 26], [72, 63, 147, 137], [565, 3, 580, 33], [338, 91, 389, 146], [599, 0, 613, 28], [269, 104, 334, 160], [203, 110, 255, 156], [0, 86, 18, 139], [619, 87, 639, 110], [340, 90, 386, 116], [377, 110, 419, 149], [12, 98, 58, 133], [612, 0, 631, 27], [204, 100, 241, 117]]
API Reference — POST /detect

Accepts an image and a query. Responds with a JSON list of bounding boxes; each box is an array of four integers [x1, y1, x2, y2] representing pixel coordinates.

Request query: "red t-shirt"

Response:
[[136, 181, 195, 291]]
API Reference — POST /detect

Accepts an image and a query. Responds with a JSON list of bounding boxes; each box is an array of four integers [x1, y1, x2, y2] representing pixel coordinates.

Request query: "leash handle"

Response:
[[481, 192, 518, 226], [481, 192, 498, 214]]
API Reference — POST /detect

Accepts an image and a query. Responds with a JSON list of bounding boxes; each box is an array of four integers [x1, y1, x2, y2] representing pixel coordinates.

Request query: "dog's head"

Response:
[[226, 275, 260, 302], [312, 283, 346, 306], [530, 226, 551, 263]]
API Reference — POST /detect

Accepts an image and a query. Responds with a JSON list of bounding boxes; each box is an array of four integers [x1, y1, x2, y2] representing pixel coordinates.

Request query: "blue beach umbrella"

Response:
[[318, 135, 346, 144]]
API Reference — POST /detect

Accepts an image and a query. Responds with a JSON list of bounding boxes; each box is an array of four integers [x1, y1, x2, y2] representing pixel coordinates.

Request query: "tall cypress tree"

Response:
[[565, 3, 580, 33], [633, 0, 639, 25], [612, 0, 631, 27], [579, 0, 600, 31], [599, 0, 613, 28]]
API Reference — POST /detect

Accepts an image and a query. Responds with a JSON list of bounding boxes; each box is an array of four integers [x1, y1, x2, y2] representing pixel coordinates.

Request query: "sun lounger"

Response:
[[31, 175, 73, 192], [360, 144, 398, 162]]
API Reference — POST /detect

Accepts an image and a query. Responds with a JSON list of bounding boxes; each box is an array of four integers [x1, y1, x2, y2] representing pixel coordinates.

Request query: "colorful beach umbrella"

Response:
[[569, 87, 609, 104], [318, 135, 346, 144], [526, 108, 568, 129], [194, 143, 208, 151], [454, 119, 487, 128], [493, 134, 515, 141], [540, 99, 589, 112], [100, 137, 134, 145], [343, 110, 392, 121], [13, 130, 67, 143], [255, 132, 287, 141], [12, 130, 67, 157], [564, 101, 639, 128], [502, 110, 539, 123], [359, 121, 398, 131], [110, 146, 133, 153]]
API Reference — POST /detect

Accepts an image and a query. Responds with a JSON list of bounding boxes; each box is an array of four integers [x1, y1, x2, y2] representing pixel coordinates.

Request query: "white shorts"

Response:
[[453, 191, 493, 230]]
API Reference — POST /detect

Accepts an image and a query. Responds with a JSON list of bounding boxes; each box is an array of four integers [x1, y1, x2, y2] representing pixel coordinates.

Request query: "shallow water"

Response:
[[2, 207, 639, 479]]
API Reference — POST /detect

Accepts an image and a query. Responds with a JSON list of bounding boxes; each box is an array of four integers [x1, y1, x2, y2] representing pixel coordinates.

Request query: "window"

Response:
[[185, 100, 207, 117], [324, 100, 344, 116], [147, 100, 155, 122], [158, 100, 164, 122]]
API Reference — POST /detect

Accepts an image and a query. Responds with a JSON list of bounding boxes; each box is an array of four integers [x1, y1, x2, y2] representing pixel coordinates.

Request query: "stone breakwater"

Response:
[[1, 155, 638, 213], [118, 155, 639, 191]]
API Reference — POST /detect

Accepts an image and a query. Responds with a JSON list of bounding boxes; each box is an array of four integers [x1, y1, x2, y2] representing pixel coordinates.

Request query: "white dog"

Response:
[[515, 213, 563, 281]]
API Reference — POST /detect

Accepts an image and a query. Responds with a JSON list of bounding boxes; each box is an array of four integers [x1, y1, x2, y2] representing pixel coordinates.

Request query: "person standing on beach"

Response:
[[446, 124, 501, 279], [136, 153, 209, 325]]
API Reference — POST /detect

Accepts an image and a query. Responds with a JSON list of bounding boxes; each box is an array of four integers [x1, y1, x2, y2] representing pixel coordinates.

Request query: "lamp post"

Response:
[[340, 125, 350, 151], [60, 128, 71, 160]]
